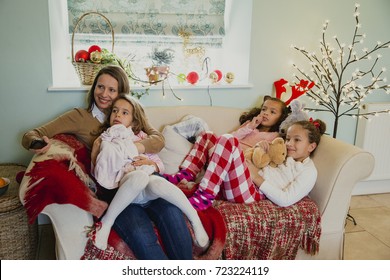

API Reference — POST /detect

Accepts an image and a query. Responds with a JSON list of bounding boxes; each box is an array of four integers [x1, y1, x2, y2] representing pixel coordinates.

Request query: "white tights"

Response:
[[94, 170, 209, 250]]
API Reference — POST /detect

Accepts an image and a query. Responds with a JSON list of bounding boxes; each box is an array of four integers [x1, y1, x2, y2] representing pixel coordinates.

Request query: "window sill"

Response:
[[48, 83, 254, 92]]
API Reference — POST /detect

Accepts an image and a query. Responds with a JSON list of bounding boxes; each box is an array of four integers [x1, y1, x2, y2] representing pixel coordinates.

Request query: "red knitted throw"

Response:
[[23, 134, 107, 223], [214, 197, 321, 259]]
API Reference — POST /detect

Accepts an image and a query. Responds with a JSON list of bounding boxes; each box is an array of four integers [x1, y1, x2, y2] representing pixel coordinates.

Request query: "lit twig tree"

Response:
[[291, 3, 390, 138]]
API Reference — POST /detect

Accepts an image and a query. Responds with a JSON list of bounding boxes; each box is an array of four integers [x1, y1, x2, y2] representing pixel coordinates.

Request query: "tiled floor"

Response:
[[344, 193, 390, 260], [35, 193, 390, 260]]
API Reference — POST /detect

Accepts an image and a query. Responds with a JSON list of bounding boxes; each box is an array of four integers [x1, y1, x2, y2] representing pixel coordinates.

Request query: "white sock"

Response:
[[172, 115, 210, 141]]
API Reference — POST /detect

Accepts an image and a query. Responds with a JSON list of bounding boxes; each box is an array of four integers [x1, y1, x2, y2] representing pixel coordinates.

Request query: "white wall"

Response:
[[1, 0, 390, 175]]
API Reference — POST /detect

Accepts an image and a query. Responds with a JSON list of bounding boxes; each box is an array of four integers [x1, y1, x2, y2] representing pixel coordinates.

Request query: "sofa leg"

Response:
[[346, 212, 357, 226]]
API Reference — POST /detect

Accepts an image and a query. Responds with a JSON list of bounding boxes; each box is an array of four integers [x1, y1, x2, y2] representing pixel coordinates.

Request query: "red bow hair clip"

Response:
[[309, 118, 320, 129]]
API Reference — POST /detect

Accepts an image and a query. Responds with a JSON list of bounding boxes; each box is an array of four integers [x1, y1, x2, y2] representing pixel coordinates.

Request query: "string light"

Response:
[[290, 3, 390, 138]]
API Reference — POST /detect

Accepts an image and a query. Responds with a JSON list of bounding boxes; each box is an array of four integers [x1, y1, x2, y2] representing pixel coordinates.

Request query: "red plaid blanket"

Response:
[[214, 198, 321, 259], [81, 197, 320, 260]]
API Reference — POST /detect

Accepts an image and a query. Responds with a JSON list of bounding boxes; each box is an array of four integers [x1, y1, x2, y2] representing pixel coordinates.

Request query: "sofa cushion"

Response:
[[158, 125, 192, 174]]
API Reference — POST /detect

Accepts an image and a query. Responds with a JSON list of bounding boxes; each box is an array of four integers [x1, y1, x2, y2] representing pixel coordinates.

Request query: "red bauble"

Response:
[[88, 45, 101, 54], [214, 70, 222, 81], [187, 71, 199, 84], [75, 50, 90, 62]]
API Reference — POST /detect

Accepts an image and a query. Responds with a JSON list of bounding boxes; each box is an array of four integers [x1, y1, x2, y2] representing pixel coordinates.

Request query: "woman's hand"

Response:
[[91, 137, 102, 166], [29, 136, 51, 154], [132, 155, 158, 172], [246, 159, 264, 187], [247, 114, 263, 130]]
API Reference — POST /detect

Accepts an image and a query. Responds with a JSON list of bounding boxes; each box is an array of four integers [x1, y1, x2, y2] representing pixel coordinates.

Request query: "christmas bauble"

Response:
[[75, 50, 90, 62], [209, 72, 218, 83], [187, 71, 199, 84], [214, 70, 223, 81], [177, 73, 186, 84], [90, 51, 102, 64], [88, 45, 101, 53], [225, 72, 235, 83]]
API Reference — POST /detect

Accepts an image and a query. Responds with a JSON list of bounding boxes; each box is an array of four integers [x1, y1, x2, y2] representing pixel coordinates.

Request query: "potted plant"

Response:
[[145, 47, 175, 83]]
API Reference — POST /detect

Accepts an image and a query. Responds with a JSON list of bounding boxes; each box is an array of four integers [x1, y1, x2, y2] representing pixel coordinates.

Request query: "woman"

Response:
[[21, 65, 193, 260]]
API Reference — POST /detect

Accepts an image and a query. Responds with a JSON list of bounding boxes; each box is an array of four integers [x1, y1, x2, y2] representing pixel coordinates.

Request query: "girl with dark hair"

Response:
[[163, 96, 290, 210], [248, 118, 326, 207]]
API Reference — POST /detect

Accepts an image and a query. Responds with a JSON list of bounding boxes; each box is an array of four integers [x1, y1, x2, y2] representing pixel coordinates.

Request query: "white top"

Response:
[[259, 156, 317, 207], [94, 124, 164, 190], [91, 103, 106, 124], [94, 124, 140, 189]]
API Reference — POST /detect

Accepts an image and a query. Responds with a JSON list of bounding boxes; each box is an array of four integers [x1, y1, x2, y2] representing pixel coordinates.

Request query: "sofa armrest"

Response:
[[311, 135, 375, 228], [42, 204, 93, 260], [305, 135, 375, 259], [18, 134, 107, 260]]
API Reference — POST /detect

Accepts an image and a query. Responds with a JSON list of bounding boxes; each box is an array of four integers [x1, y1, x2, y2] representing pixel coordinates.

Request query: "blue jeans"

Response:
[[113, 198, 193, 260]]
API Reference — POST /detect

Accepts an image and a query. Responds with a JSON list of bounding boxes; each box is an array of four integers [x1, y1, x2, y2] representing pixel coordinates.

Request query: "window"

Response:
[[68, 0, 226, 47], [48, 0, 252, 89]]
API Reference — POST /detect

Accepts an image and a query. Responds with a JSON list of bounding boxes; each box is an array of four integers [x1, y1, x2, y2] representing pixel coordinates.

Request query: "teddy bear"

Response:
[[279, 99, 309, 137], [244, 137, 287, 169]]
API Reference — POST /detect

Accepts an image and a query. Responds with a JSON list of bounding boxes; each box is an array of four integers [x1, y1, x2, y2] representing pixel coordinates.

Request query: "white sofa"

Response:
[[19, 106, 375, 260]]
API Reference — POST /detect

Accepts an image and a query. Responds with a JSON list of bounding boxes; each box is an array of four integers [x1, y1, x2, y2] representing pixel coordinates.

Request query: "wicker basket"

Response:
[[0, 163, 38, 259], [71, 12, 115, 85]]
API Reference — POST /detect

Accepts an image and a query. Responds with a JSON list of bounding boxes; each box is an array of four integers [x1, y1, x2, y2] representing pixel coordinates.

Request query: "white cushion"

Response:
[[158, 125, 192, 174]]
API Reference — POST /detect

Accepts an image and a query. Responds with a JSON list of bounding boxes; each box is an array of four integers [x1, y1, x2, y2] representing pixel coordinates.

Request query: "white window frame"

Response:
[[48, 0, 253, 90]]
